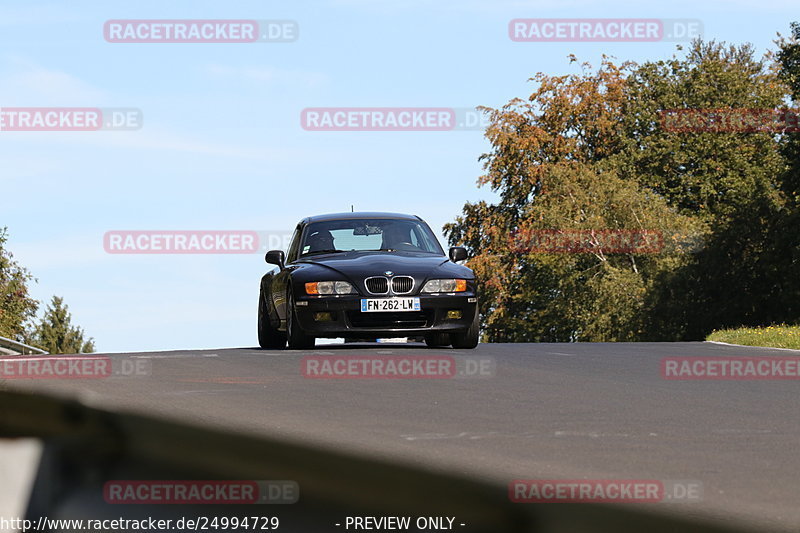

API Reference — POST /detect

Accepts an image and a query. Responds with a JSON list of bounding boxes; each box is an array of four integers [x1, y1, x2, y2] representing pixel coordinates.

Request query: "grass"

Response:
[[707, 324, 800, 350]]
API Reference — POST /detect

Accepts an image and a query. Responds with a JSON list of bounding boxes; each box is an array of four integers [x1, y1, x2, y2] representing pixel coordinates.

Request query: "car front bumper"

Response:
[[293, 293, 478, 338]]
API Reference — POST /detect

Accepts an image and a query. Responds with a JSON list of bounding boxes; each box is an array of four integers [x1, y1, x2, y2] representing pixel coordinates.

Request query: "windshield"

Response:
[[299, 218, 444, 257]]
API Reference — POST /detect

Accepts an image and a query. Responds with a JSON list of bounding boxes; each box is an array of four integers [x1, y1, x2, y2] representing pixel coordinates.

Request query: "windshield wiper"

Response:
[[376, 248, 437, 254], [302, 249, 344, 257]]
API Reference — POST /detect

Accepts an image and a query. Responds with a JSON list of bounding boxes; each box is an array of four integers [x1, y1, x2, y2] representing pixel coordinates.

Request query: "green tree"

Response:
[[0, 227, 38, 341], [446, 39, 791, 341], [771, 22, 800, 323], [447, 162, 704, 342], [28, 296, 95, 354], [613, 40, 790, 337], [613, 41, 787, 220]]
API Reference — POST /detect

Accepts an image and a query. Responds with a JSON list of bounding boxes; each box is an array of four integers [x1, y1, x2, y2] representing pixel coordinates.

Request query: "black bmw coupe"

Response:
[[258, 212, 479, 349]]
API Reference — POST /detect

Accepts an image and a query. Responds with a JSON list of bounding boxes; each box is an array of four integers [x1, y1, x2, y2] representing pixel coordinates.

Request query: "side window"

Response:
[[286, 226, 302, 262]]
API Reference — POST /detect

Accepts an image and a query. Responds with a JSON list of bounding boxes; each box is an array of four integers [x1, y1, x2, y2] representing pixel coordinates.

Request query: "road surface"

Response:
[[7, 342, 800, 531]]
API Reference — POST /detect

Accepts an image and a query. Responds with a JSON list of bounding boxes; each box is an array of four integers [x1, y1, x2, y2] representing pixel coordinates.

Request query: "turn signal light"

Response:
[[305, 282, 320, 295]]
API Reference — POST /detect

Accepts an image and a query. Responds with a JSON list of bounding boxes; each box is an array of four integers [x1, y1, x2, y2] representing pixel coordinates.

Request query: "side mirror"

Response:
[[265, 250, 285, 269], [449, 246, 468, 263]]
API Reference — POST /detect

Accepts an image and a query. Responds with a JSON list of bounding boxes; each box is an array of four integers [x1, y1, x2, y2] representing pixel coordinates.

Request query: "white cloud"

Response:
[[50, 127, 278, 159], [0, 55, 106, 104], [204, 64, 329, 89], [0, 153, 61, 181], [327, 0, 795, 13], [0, 56, 310, 160], [0, 4, 82, 27], [11, 234, 108, 272]]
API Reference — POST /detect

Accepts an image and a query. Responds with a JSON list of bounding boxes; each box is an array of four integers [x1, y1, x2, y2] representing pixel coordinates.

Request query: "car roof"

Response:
[[301, 212, 422, 224]]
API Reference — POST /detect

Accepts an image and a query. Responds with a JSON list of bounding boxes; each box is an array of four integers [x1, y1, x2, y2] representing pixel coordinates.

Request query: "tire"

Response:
[[424, 333, 451, 348], [258, 290, 286, 349], [286, 290, 315, 350], [450, 308, 479, 349]]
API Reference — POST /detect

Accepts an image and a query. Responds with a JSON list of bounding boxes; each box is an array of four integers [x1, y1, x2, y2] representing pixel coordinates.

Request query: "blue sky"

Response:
[[1, 0, 794, 352]]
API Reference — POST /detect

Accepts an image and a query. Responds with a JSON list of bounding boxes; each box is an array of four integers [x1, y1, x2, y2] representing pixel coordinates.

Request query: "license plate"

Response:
[[361, 298, 420, 312]]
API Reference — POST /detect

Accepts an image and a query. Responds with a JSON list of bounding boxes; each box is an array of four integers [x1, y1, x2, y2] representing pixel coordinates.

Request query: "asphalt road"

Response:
[[7, 342, 800, 531]]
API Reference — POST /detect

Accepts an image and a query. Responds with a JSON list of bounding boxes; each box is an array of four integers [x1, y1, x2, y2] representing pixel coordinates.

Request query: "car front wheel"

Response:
[[286, 290, 315, 350], [424, 333, 451, 348], [258, 290, 286, 349], [450, 308, 479, 349]]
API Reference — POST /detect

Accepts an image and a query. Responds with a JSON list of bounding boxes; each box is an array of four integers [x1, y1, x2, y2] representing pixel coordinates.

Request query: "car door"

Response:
[[272, 224, 303, 325]]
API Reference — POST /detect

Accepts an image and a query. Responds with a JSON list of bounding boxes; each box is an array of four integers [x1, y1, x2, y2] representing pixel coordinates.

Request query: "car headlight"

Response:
[[421, 279, 467, 293], [305, 281, 356, 295]]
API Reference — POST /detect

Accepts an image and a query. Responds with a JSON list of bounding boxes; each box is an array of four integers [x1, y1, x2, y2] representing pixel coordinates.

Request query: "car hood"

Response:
[[294, 251, 473, 281]]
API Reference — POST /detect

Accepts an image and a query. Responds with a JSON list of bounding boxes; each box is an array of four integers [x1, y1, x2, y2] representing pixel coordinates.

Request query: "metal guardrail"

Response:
[[0, 336, 48, 355]]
